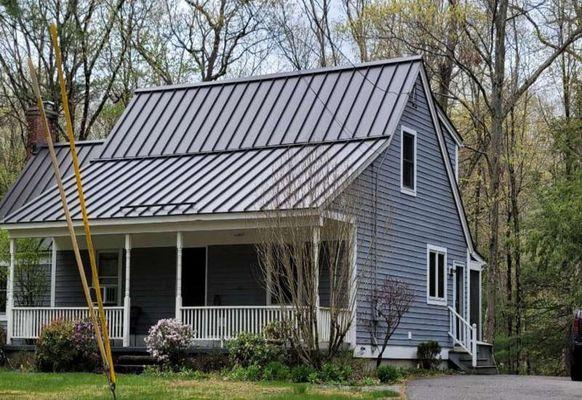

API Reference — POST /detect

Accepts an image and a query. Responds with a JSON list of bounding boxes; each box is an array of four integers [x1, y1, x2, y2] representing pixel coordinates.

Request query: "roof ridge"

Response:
[[93, 135, 390, 163], [38, 140, 106, 148], [135, 55, 422, 94]]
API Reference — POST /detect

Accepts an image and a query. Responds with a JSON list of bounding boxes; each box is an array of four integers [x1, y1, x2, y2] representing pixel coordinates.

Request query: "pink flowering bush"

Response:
[[145, 319, 195, 369]]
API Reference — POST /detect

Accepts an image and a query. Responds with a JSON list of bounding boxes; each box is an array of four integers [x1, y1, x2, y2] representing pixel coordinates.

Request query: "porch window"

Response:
[[427, 245, 447, 305], [401, 127, 417, 195], [0, 265, 6, 314], [94, 251, 121, 306]]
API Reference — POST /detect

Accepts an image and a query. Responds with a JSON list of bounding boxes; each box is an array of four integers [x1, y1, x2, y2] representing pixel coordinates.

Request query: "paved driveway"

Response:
[[406, 375, 581, 400]]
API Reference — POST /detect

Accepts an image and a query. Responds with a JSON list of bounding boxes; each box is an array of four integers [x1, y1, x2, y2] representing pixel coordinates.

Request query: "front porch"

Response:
[[5, 227, 354, 348]]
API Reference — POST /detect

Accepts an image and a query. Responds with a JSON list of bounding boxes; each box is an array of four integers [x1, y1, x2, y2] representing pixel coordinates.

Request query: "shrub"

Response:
[[263, 320, 290, 344], [0, 326, 6, 366], [226, 332, 281, 368], [319, 362, 353, 384], [417, 341, 441, 369], [262, 361, 290, 381], [145, 319, 195, 369], [36, 319, 99, 372], [290, 364, 317, 383], [228, 364, 262, 381], [376, 365, 402, 383]]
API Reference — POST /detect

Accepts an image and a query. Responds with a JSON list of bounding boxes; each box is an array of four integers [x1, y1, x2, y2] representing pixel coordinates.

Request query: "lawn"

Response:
[[0, 371, 400, 400]]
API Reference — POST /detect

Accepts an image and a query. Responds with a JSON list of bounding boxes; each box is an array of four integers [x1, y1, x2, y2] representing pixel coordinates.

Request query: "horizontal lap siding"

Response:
[[55, 250, 90, 306], [353, 77, 466, 349], [206, 244, 265, 306]]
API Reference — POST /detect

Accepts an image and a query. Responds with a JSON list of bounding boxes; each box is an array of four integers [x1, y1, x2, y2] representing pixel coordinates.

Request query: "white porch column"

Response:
[[312, 225, 321, 308], [349, 223, 358, 347], [123, 234, 131, 347], [6, 239, 15, 345], [175, 232, 183, 322], [50, 238, 57, 307]]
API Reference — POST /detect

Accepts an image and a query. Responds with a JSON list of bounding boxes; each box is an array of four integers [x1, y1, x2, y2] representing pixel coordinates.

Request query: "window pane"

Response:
[[437, 253, 445, 298], [429, 252, 436, 297], [402, 133, 415, 189]]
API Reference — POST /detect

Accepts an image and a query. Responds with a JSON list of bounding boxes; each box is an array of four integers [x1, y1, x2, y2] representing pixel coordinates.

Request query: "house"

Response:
[[0, 56, 489, 369]]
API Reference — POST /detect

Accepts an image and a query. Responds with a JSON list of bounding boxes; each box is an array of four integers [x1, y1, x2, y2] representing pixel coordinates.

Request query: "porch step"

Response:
[[115, 355, 157, 374], [448, 343, 498, 375]]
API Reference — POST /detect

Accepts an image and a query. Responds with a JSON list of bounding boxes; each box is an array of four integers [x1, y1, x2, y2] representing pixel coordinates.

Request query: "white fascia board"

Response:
[[437, 108, 464, 148]]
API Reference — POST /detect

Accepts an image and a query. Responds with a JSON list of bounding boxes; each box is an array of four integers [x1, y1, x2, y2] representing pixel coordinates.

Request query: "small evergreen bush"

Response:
[[145, 318, 195, 369], [290, 364, 317, 383], [36, 319, 99, 372], [376, 365, 402, 383], [226, 332, 282, 367], [319, 362, 353, 384], [417, 341, 441, 369], [229, 364, 262, 381], [262, 361, 290, 381]]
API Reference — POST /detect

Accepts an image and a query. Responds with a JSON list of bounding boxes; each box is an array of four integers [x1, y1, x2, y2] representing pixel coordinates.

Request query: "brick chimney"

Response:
[[25, 102, 58, 159]]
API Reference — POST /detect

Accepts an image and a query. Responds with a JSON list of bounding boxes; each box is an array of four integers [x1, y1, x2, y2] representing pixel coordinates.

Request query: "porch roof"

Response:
[[1, 137, 387, 224]]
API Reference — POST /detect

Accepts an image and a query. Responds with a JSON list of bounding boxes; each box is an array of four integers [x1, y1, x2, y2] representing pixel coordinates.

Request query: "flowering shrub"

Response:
[[36, 319, 99, 372], [226, 332, 282, 368], [145, 319, 195, 369]]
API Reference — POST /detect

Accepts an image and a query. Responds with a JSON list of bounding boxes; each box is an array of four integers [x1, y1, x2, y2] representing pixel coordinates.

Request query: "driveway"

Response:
[[406, 375, 581, 400]]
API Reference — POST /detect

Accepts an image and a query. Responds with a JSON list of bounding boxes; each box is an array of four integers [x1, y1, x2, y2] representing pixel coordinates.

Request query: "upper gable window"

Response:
[[401, 127, 417, 195]]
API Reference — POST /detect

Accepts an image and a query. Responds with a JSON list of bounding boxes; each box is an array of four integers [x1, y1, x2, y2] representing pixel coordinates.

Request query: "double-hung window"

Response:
[[427, 245, 447, 305], [401, 128, 417, 195], [92, 251, 121, 306]]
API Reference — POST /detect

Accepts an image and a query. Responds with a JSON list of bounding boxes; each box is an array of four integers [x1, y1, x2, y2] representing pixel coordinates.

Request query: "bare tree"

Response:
[[166, 0, 269, 81], [368, 276, 412, 368], [255, 150, 357, 367]]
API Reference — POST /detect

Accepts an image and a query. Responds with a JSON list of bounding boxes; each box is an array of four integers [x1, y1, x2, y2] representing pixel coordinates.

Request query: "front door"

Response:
[[453, 264, 465, 340], [470, 269, 480, 339], [182, 247, 206, 306]]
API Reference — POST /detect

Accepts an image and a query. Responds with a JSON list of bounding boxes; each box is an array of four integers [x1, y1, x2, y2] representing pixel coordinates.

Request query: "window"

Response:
[[92, 251, 121, 306], [401, 128, 417, 195], [427, 245, 447, 305], [0, 265, 6, 315]]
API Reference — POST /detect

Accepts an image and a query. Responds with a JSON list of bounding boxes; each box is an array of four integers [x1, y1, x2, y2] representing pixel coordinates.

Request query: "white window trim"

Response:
[[400, 126, 417, 196], [427, 244, 447, 306]]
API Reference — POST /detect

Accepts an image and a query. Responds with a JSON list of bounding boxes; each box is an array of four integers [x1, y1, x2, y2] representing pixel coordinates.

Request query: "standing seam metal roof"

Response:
[[1, 56, 423, 225]]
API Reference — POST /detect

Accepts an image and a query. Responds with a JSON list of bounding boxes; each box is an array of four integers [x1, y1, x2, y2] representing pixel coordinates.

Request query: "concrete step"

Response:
[[116, 355, 156, 365], [115, 364, 147, 374]]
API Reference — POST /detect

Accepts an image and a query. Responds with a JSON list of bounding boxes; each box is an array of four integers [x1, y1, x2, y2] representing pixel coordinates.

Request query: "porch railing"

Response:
[[448, 306, 477, 367], [181, 306, 351, 342], [11, 307, 125, 340]]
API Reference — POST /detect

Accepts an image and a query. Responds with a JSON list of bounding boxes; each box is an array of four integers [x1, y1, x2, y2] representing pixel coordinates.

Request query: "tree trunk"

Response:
[[485, 0, 509, 343]]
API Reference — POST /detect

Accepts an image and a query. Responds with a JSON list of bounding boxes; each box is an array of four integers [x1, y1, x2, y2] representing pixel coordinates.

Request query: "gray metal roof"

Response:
[[99, 57, 420, 158], [0, 141, 103, 220], [3, 138, 387, 223], [2, 57, 424, 226]]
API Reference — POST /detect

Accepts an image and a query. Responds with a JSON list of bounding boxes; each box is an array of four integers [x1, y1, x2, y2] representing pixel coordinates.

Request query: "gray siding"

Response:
[[352, 77, 467, 349], [206, 244, 265, 306], [55, 250, 90, 306]]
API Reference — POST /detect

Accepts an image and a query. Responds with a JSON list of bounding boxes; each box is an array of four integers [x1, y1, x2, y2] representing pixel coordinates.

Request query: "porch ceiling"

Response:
[[2, 137, 387, 226]]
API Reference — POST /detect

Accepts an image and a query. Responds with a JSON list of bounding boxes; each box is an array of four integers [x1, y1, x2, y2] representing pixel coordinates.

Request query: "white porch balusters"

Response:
[[175, 232, 183, 322], [6, 239, 15, 345], [50, 238, 57, 307], [123, 234, 131, 347]]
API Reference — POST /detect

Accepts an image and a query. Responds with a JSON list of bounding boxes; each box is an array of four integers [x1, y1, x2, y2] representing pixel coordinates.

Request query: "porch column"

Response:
[[349, 223, 358, 347], [312, 225, 321, 308], [123, 234, 131, 347], [50, 237, 57, 307], [175, 232, 183, 322], [6, 239, 15, 345]]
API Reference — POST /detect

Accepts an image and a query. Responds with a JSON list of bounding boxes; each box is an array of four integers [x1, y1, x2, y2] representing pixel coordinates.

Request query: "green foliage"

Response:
[[262, 361, 290, 381], [376, 365, 401, 383], [226, 332, 282, 368], [318, 362, 353, 384], [35, 319, 99, 372], [290, 364, 317, 383], [262, 320, 291, 344], [228, 364, 262, 381], [417, 341, 441, 369]]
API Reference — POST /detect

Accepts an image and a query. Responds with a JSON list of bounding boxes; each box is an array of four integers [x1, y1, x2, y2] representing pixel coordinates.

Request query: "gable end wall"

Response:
[[352, 77, 467, 350]]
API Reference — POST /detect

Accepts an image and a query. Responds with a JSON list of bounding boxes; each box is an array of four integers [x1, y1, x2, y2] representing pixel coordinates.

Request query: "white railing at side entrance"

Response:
[[448, 306, 477, 367], [11, 307, 124, 340]]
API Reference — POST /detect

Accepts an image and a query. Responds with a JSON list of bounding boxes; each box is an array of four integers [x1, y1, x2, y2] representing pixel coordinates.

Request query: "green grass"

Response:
[[0, 370, 400, 399]]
